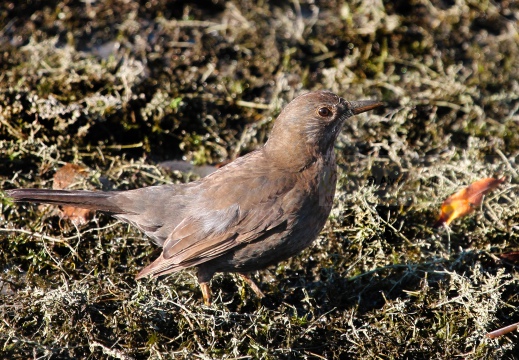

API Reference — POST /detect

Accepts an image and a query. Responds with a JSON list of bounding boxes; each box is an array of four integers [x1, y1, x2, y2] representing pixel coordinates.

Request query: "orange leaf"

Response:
[[53, 163, 93, 225], [434, 177, 505, 227], [53, 163, 89, 190]]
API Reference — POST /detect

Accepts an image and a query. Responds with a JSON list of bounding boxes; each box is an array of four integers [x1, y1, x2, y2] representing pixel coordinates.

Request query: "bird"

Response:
[[5, 90, 382, 305]]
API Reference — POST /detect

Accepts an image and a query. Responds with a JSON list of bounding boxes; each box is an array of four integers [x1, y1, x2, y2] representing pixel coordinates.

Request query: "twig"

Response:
[[486, 322, 519, 339], [0, 228, 81, 260]]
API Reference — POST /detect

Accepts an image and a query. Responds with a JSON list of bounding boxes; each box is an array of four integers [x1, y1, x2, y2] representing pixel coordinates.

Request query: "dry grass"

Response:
[[1, 0, 519, 358]]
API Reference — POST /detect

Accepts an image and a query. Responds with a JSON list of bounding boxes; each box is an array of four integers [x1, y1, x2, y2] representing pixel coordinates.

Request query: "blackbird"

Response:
[[6, 91, 382, 304]]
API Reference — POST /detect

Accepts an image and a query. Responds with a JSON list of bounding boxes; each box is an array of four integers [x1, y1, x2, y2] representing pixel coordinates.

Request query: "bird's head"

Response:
[[265, 91, 382, 170]]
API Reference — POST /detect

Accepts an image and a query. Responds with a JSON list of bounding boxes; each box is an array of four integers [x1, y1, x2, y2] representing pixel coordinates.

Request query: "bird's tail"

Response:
[[5, 189, 123, 213]]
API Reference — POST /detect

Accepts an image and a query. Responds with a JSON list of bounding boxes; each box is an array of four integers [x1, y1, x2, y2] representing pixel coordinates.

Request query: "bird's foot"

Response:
[[239, 273, 265, 299], [200, 282, 212, 305]]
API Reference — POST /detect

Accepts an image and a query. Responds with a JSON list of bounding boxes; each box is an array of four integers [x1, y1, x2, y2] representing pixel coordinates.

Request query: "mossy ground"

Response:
[[1, 0, 519, 358]]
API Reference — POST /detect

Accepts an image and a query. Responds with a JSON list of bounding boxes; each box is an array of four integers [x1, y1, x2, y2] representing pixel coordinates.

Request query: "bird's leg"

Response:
[[239, 273, 265, 299], [197, 266, 214, 305], [200, 282, 212, 305]]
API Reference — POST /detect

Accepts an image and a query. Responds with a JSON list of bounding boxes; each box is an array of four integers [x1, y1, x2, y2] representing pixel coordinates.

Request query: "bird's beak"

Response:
[[349, 100, 384, 115]]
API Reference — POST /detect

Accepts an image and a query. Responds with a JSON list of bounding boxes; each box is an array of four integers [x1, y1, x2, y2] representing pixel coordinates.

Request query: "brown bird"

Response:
[[6, 91, 382, 304]]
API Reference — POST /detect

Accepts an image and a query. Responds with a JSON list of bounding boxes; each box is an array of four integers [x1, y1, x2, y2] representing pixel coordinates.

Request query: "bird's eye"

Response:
[[317, 107, 332, 117]]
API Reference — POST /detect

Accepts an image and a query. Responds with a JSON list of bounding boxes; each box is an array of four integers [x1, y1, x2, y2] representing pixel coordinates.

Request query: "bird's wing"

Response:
[[136, 154, 300, 278]]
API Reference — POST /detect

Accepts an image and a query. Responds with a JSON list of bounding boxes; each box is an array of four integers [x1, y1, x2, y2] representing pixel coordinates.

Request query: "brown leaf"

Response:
[[53, 163, 93, 225], [53, 163, 89, 190], [434, 177, 505, 227]]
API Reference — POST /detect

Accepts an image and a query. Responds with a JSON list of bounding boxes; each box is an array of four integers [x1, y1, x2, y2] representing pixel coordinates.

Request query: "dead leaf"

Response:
[[434, 177, 505, 227], [53, 163, 93, 225], [53, 163, 89, 190]]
